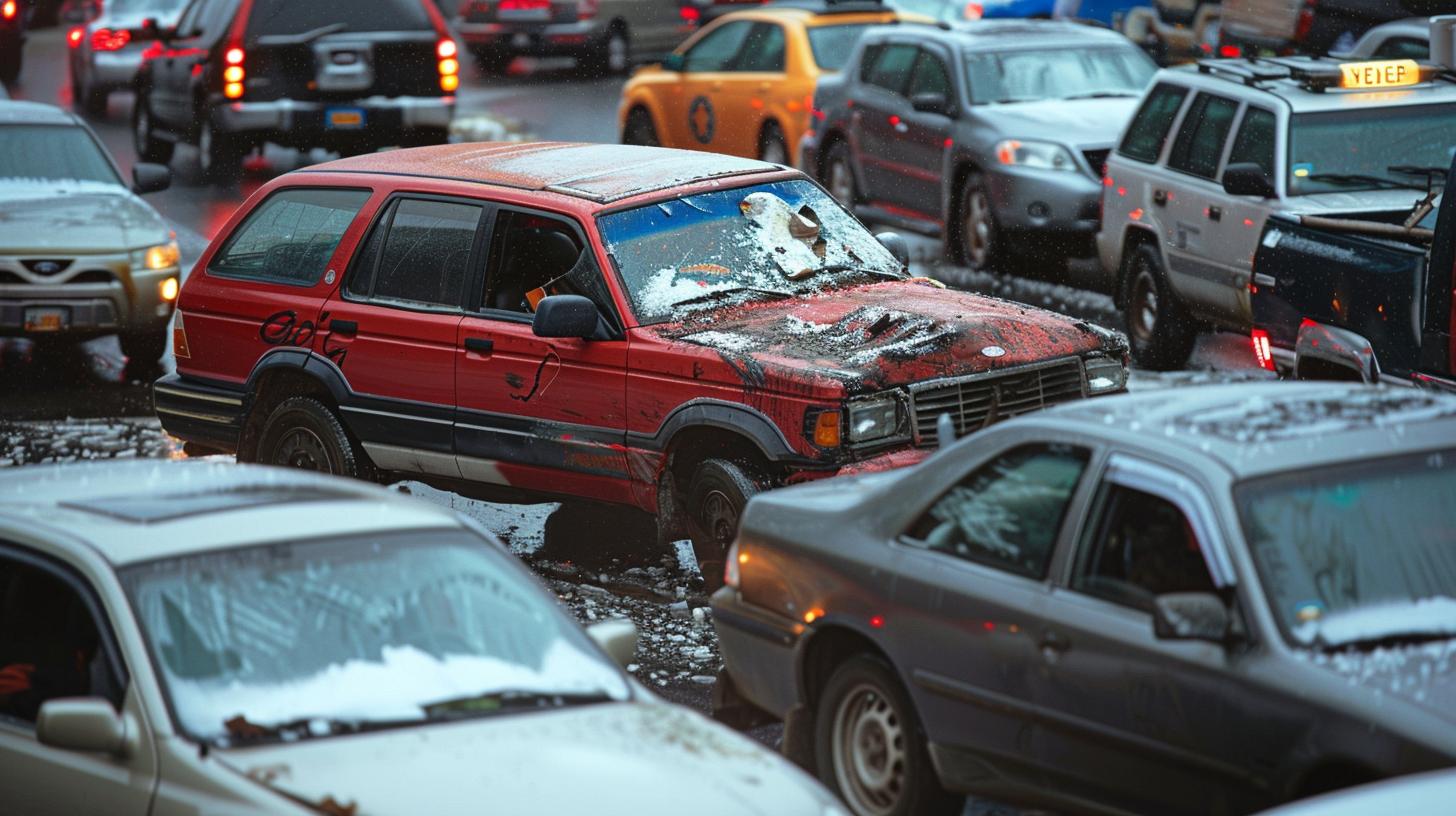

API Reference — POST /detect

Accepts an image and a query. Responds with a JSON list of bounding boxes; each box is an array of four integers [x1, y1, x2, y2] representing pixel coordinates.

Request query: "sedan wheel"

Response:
[[832, 683, 907, 815]]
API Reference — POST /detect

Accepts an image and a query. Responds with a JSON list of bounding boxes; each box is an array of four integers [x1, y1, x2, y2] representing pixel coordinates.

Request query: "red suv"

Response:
[[154, 142, 1128, 575]]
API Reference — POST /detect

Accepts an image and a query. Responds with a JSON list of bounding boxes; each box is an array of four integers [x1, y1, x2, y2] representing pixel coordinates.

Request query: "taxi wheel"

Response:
[[1122, 243, 1197, 370], [622, 108, 659, 146], [686, 458, 761, 593], [824, 141, 858, 205], [133, 96, 174, 165], [815, 655, 960, 816], [258, 397, 370, 480], [74, 70, 107, 116], [0, 49, 18, 84], [956, 172, 1006, 272], [758, 122, 789, 165]]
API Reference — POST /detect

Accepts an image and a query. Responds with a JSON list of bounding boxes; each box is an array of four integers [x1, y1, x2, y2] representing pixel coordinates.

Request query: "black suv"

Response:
[[133, 0, 457, 182]]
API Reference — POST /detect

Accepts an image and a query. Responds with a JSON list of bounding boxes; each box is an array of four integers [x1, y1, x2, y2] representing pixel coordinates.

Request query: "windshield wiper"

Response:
[[423, 690, 614, 720], [671, 286, 791, 309], [1387, 165, 1448, 182], [219, 714, 422, 745], [811, 264, 905, 281], [1305, 172, 1423, 190]]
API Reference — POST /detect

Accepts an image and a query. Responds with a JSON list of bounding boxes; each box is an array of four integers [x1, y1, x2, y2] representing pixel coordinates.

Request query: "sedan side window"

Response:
[[346, 198, 482, 310], [1073, 485, 1217, 612], [683, 21, 754, 73], [863, 43, 918, 95], [904, 444, 1090, 579], [1167, 92, 1240, 180]]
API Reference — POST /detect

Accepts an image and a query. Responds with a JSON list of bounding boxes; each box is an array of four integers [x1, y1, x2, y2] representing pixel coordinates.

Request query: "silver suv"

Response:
[[1097, 34, 1456, 369]]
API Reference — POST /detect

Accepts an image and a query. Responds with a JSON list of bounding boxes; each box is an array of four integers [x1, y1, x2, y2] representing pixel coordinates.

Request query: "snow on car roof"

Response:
[[0, 461, 462, 565], [305, 142, 783, 203]]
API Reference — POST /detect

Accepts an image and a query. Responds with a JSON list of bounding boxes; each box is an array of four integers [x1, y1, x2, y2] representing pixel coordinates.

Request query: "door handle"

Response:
[[329, 318, 357, 335], [1153, 189, 1168, 206], [1208, 205, 1223, 222], [463, 337, 494, 354]]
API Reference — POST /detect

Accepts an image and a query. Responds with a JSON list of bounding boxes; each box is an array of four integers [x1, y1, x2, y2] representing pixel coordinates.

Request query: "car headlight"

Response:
[[995, 139, 1078, 172], [1084, 356, 1128, 394], [847, 394, 903, 443], [132, 240, 180, 272]]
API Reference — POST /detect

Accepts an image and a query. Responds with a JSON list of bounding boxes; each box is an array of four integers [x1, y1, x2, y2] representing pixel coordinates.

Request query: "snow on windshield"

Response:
[[599, 179, 902, 325], [121, 529, 629, 740]]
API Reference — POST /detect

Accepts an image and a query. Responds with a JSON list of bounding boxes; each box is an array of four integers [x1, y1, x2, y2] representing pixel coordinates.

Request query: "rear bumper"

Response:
[[456, 19, 606, 54], [152, 373, 245, 454], [710, 587, 803, 721], [213, 95, 454, 138]]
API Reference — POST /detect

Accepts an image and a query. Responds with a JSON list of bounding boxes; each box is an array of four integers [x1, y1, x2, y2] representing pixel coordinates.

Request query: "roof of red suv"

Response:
[[302, 142, 780, 204]]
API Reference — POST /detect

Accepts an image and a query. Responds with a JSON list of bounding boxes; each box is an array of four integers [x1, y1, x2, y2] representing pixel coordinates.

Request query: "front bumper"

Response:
[[0, 253, 177, 338], [985, 165, 1102, 251], [710, 586, 804, 721], [456, 19, 605, 55], [152, 373, 246, 454], [212, 95, 454, 139]]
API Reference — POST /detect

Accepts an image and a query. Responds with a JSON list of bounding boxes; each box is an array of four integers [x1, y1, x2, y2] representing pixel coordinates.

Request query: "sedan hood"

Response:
[[216, 702, 836, 816], [0, 182, 168, 253], [1304, 640, 1456, 725], [652, 279, 1118, 395], [975, 96, 1141, 149]]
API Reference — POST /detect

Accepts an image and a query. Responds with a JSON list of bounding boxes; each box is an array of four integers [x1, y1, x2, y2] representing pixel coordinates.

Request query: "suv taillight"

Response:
[[438, 39, 460, 91], [91, 28, 132, 51], [1251, 329, 1275, 371], [2, 1, 17, 20], [223, 46, 245, 99], [1294, 0, 1317, 42]]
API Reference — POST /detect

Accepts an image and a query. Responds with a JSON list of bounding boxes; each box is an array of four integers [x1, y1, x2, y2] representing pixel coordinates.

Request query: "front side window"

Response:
[[120, 529, 631, 744], [482, 210, 609, 319], [1227, 106, 1277, 179], [863, 43, 918, 94], [683, 21, 753, 73], [735, 23, 786, 73], [348, 198, 481, 309], [903, 444, 1091, 579], [1119, 83, 1189, 163], [209, 188, 371, 286], [963, 46, 1153, 105], [1288, 104, 1456, 195], [1167, 93, 1240, 180], [906, 51, 952, 100], [1074, 485, 1216, 611]]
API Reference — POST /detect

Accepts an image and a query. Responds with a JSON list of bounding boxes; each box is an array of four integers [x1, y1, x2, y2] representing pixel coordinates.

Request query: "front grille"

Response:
[[910, 358, 1086, 447], [70, 270, 118, 284], [0, 271, 23, 285], [1082, 149, 1111, 177]]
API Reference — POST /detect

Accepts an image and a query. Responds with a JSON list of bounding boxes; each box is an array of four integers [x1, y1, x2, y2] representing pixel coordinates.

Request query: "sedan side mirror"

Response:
[[1223, 162, 1276, 198], [1152, 592, 1231, 643], [875, 231, 910, 270], [532, 294, 598, 339], [37, 698, 134, 757], [588, 619, 638, 669], [132, 163, 172, 195], [909, 92, 950, 116], [661, 53, 685, 72]]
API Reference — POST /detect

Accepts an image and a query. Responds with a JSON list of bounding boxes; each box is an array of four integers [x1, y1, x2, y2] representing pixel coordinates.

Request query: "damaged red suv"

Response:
[[154, 143, 1128, 575]]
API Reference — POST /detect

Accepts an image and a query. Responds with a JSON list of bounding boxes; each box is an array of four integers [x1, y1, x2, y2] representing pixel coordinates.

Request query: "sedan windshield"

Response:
[[1289, 104, 1456, 195], [1237, 449, 1456, 648], [0, 125, 122, 186], [963, 47, 1154, 105], [120, 529, 630, 744], [597, 179, 904, 325]]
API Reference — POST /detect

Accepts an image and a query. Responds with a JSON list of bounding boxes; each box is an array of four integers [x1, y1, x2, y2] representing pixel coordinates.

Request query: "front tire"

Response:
[[256, 396, 370, 479], [686, 458, 760, 591], [133, 94, 174, 164], [119, 330, 167, 369], [1121, 243, 1197, 370], [955, 171, 1005, 271], [815, 655, 960, 816]]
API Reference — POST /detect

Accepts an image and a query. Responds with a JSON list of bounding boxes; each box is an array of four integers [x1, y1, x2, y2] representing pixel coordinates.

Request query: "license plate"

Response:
[[23, 307, 68, 333], [326, 107, 366, 130], [511, 32, 533, 47]]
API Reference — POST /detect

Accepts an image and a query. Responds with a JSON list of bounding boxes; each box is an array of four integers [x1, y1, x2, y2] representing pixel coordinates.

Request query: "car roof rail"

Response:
[[1195, 58, 1290, 86]]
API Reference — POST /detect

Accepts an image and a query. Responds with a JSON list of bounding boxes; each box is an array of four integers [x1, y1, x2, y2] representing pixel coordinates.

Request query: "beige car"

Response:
[[0, 461, 846, 816]]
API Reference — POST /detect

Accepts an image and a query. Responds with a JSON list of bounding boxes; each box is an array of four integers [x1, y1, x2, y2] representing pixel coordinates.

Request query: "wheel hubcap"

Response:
[[761, 137, 787, 165], [829, 158, 854, 204], [965, 189, 991, 268], [700, 488, 739, 547], [273, 427, 333, 474], [1130, 265, 1159, 346], [832, 683, 906, 816]]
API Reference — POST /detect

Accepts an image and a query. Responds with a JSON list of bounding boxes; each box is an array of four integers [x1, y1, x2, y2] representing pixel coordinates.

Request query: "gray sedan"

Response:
[[67, 0, 189, 115], [711, 382, 1456, 816]]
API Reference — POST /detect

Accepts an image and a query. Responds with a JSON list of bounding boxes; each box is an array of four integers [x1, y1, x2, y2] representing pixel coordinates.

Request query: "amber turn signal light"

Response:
[[813, 411, 841, 448]]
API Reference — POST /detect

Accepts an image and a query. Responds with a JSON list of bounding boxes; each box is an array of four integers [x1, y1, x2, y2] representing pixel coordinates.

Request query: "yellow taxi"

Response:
[[618, 0, 917, 163]]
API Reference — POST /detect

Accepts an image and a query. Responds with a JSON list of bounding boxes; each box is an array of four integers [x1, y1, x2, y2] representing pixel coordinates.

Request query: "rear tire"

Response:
[[1121, 243, 1197, 370], [133, 94, 174, 164], [0, 48, 19, 84], [621, 107, 659, 146], [685, 458, 761, 592], [256, 396, 371, 479], [814, 655, 960, 816]]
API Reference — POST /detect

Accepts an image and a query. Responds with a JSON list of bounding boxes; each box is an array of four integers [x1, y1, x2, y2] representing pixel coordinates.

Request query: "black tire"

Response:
[[256, 396, 371, 479], [0, 47, 19, 84], [119, 331, 167, 368], [1121, 242, 1198, 370], [621, 107, 659, 146], [73, 68, 108, 116], [954, 170, 1007, 271], [685, 458, 761, 592], [197, 115, 245, 184], [132, 94, 174, 164], [758, 121, 789, 165], [814, 655, 960, 816], [471, 45, 514, 75], [581, 26, 630, 77], [823, 140, 857, 206]]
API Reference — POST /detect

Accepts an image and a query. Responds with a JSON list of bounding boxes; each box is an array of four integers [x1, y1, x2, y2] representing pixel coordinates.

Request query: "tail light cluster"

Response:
[[223, 46, 245, 99], [438, 39, 459, 92], [1294, 0, 1317, 42], [2, 1, 17, 20], [1251, 329, 1275, 371], [91, 28, 132, 52], [68, 27, 85, 47], [577, 0, 599, 20]]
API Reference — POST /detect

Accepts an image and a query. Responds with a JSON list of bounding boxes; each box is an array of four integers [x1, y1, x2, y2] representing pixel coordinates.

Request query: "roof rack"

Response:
[[1195, 59, 1291, 86]]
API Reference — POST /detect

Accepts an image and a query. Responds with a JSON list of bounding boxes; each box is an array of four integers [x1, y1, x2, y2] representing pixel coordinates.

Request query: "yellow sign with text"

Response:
[[1339, 59, 1421, 90]]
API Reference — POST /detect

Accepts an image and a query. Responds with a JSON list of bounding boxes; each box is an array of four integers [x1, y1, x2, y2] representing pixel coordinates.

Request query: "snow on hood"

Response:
[[975, 96, 1140, 147], [0, 180, 168, 253], [1296, 598, 1456, 648], [654, 279, 1118, 394], [217, 702, 840, 816], [1299, 636, 1456, 722]]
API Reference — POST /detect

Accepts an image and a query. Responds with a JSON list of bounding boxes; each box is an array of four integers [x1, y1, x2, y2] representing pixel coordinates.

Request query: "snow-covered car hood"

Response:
[[1283, 188, 1433, 217], [1301, 639, 1456, 725], [216, 701, 840, 816], [0, 182, 168, 253], [973, 96, 1141, 150], [652, 279, 1118, 394]]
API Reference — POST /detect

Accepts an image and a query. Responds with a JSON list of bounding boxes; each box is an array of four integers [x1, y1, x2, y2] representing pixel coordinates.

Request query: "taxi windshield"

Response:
[[598, 179, 904, 325], [1288, 104, 1456, 195], [964, 47, 1154, 105]]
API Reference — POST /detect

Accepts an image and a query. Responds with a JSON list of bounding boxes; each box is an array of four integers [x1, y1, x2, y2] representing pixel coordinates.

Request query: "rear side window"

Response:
[[245, 0, 433, 38], [863, 43, 917, 94], [1167, 92, 1240, 179], [209, 188, 370, 286], [736, 23, 786, 72], [346, 198, 482, 310], [1118, 82, 1188, 163]]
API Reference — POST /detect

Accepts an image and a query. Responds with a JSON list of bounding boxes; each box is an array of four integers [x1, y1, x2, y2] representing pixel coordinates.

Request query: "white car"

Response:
[[0, 461, 845, 816], [1258, 770, 1456, 816]]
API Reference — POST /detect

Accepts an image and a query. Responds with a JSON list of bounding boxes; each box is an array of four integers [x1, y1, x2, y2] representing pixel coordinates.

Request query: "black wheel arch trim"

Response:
[[630, 398, 811, 464]]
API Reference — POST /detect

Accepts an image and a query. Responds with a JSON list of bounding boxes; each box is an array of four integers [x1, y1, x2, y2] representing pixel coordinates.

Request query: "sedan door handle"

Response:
[[463, 337, 494, 354], [328, 319, 357, 335], [1152, 189, 1168, 206], [1208, 205, 1223, 222]]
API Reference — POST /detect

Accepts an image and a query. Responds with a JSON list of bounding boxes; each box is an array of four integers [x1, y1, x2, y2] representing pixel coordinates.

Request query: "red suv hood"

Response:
[[647, 280, 1120, 396]]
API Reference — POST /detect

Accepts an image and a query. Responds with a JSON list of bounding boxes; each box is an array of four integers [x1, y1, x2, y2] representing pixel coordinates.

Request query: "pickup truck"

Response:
[[1249, 153, 1455, 391]]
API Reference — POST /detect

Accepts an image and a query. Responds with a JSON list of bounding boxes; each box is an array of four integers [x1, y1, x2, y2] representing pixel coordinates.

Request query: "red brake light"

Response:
[[1294, 0, 1317, 41], [68, 26, 86, 47], [437, 39, 457, 59], [1251, 330, 1275, 371], [225, 47, 245, 65], [2, 1, 16, 20], [1219, 44, 1241, 58], [679, 5, 700, 22], [91, 28, 133, 52]]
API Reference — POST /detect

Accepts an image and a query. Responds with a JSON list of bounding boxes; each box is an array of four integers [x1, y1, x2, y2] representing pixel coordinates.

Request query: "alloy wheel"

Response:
[[964, 188, 992, 269], [699, 488, 739, 548], [1129, 261, 1160, 348], [828, 156, 855, 204], [606, 32, 629, 74], [832, 682, 907, 816], [273, 427, 335, 474]]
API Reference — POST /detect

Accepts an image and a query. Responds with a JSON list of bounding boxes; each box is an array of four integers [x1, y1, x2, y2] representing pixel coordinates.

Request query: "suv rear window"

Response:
[[245, 0, 433, 37], [1118, 82, 1188, 163], [209, 188, 371, 287]]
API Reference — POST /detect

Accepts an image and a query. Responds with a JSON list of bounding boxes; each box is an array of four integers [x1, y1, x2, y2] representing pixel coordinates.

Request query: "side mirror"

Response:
[[588, 619, 638, 669], [1152, 592, 1231, 643], [909, 92, 950, 116], [875, 231, 910, 270], [37, 698, 134, 757], [1223, 162, 1276, 198], [661, 53, 685, 72], [531, 294, 598, 339], [131, 163, 172, 195]]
